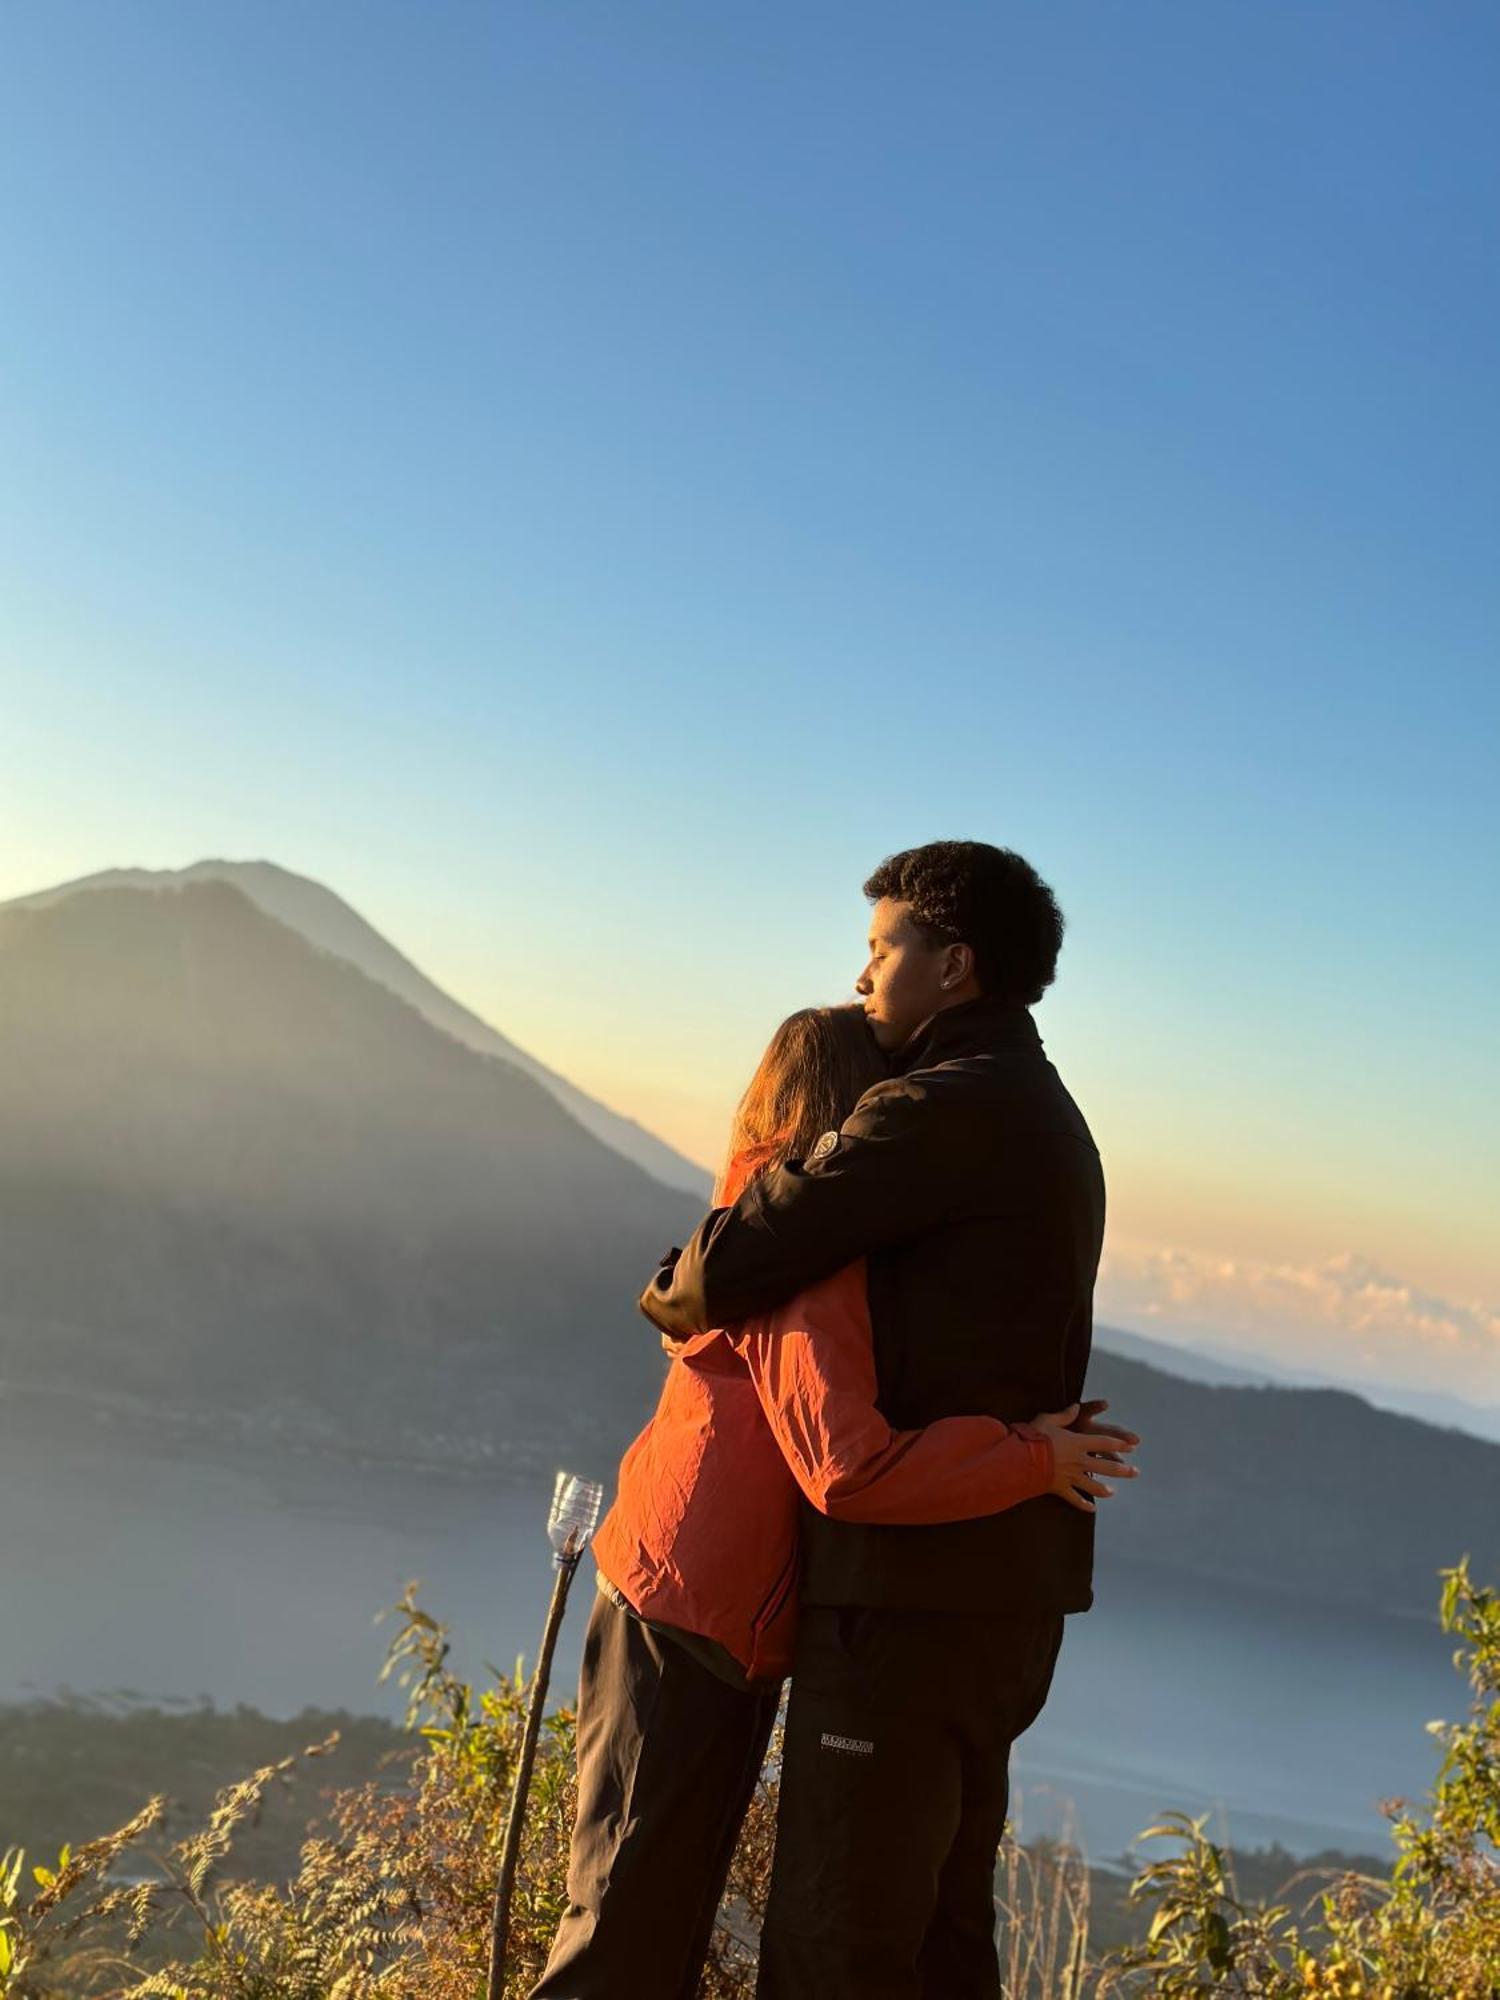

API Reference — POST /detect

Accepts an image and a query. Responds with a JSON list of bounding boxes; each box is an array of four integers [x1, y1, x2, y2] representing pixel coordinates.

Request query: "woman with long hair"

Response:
[[529, 1004, 1136, 2000]]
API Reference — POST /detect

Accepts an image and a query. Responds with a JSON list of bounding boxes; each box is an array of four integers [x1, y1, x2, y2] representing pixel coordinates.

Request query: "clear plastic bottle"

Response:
[[547, 1469, 604, 1566]]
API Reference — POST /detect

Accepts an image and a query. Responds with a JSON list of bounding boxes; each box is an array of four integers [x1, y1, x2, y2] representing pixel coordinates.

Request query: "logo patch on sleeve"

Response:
[[808, 1129, 841, 1164]]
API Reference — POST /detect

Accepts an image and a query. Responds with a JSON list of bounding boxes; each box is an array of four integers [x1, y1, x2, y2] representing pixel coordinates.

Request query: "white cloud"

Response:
[[1099, 1242, 1500, 1403]]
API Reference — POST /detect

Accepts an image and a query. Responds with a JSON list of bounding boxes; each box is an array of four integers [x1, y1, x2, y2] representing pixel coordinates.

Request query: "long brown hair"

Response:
[[715, 1004, 888, 1202]]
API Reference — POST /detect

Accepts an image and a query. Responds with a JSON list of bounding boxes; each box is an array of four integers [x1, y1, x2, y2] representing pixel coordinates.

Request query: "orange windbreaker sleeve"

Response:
[[725, 1259, 1055, 1523]]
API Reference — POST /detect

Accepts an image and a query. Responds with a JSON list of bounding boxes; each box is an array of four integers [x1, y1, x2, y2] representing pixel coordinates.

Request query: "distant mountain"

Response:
[[0, 875, 1491, 1620], [1355, 1380, 1500, 1447], [4, 862, 713, 1202], [1096, 1320, 1500, 1448], [0, 881, 696, 1468], [1082, 1349, 1498, 1619], [1093, 1323, 1278, 1390]]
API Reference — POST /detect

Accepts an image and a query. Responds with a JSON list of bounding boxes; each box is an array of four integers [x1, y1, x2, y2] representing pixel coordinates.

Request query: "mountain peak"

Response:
[[3, 861, 712, 1201]]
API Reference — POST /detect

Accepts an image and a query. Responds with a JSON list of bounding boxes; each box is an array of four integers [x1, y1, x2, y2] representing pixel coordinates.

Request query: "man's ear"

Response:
[[944, 941, 975, 989]]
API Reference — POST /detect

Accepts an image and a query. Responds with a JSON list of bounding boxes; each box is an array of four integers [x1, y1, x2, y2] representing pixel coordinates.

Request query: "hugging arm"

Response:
[[638, 1077, 965, 1341], [729, 1267, 1057, 1523]]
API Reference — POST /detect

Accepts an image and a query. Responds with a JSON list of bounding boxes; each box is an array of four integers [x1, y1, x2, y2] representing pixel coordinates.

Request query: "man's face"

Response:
[[856, 897, 958, 1052]]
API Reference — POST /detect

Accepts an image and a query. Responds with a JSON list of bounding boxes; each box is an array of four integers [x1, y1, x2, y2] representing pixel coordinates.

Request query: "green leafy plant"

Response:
[[3, 1557, 1491, 1997], [1094, 1557, 1499, 1998]]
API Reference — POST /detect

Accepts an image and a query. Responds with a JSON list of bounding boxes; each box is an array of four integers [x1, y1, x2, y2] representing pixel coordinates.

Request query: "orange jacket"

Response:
[[592, 1255, 1056, 1682]]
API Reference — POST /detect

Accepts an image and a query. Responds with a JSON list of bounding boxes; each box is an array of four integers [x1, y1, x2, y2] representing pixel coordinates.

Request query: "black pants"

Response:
[[529, 1587, 781, 2000], [755, 1603, 1066, 2000]]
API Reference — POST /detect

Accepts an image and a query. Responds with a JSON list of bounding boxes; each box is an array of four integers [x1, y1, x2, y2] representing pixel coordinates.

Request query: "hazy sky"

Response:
[[3, 2, 1496, 1400]]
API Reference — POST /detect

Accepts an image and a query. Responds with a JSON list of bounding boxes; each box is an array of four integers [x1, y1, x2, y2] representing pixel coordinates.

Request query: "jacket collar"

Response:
[[892, 993, 1041, 1074]]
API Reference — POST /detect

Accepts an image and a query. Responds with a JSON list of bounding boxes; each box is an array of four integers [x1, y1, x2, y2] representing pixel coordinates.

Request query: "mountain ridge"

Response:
[[14, 862, 1492, 1443], [0, 878, 694, 1467], [1093, 1321, 1500, 1446], [3, 860, 713, 1201], [0, 870, 1493, 1622]]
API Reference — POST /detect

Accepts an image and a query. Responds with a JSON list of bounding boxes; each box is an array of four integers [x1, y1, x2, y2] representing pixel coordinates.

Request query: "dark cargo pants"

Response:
[[755, 1602, 1066, 2000], [529, 1586, 781, 2000]]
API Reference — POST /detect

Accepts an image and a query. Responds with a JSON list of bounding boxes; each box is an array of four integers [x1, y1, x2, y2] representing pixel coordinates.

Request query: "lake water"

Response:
[[4, 1403, 1461, 1868]]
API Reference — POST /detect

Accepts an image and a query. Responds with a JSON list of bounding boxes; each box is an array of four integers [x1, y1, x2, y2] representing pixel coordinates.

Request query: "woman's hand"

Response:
[[1071, 1397, 1140, 1451], [1032, 1401, 1141, 1513]]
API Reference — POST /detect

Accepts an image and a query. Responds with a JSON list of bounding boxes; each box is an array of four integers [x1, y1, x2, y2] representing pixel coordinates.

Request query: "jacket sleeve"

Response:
[[727, 1262, 1055, 1523], [639, 1074, 970, 1340]]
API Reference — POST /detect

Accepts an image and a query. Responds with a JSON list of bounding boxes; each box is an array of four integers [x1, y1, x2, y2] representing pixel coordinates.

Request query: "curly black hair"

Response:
[[863, 840, 1065, 1006]]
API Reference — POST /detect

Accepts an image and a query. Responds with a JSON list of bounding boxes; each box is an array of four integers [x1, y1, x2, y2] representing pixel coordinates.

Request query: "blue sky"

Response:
[[2, 2, 1497, 1395]]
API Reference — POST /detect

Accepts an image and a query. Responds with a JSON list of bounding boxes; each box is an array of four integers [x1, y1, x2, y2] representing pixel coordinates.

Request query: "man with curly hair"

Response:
[[640, 839, 1123, 2000]]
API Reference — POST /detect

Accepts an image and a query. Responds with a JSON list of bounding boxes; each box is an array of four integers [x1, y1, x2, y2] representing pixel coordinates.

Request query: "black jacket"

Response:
[[638, 994, 1106, 1617]]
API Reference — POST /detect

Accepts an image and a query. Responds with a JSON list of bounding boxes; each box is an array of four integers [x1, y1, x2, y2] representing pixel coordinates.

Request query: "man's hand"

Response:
[[639, 1077, 968, 1340], [1032, 1401, 1142, 1514]]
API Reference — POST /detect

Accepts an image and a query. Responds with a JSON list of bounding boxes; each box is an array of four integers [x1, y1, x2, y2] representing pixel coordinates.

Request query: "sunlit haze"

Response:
[[3, 1, 1496, 1412]]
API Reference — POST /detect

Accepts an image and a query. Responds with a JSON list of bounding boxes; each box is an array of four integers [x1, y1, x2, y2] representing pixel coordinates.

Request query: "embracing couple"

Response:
[[531, 840, 1140, 2000]]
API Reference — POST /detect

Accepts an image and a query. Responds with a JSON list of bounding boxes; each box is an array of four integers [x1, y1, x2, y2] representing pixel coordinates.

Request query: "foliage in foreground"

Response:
[[0, 1560, 1493, 1998]]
